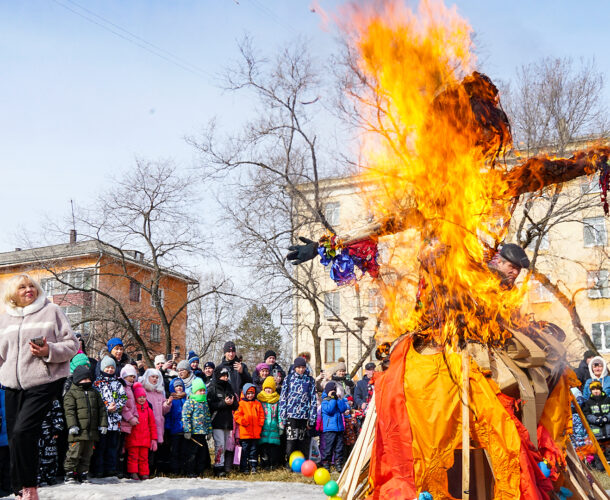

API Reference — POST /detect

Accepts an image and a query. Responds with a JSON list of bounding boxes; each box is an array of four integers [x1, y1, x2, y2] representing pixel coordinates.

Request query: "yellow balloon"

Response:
[[314, 467, 331, 485], [289, 450, 305, 467], [328, 497, 342, 500]]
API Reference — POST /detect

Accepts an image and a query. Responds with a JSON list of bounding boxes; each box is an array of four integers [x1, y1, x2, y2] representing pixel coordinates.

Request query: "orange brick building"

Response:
[[0, 233, 195, 362]]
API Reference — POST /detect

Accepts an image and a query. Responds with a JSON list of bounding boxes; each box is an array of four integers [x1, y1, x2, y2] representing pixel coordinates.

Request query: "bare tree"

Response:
[[503, 57, 610, 354], [189, 38, 374, 374], [31, 160, 232, 366]]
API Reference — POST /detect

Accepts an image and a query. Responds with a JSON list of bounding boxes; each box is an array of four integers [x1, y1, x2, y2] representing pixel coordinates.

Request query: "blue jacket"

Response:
[[165, 378, 186, 435], [0, 389, 7, 447], [279, 371, 317, 427], [583, 376, 610, 400], [321, 391, 349, 432]]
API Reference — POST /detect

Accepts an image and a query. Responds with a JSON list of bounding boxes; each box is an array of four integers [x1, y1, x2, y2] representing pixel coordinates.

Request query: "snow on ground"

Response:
[[36, 477, 323, 500]]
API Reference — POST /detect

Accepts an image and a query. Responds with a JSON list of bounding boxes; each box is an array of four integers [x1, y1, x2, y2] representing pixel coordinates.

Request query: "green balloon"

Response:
[[323, 480, 339, 496]]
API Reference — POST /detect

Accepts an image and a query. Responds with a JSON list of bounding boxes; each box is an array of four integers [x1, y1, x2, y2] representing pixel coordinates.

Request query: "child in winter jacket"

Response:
[[165, 378, 187, 474], [583, 381, 610, 440], [320, 381, 349, 472], [234, 383, 265, 473], [63, 365, 109, 483], [257, 376, 281, 470], [91, 355, 127, 477], [207, 366, 239, 476], [125, 383, 158, 480], [37, 399, 65, 486], [181, 377, 212, 477], [279, 357, 317, 465]]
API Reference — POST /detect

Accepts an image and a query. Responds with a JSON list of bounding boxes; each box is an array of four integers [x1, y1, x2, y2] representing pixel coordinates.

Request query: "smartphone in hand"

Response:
[[31, 336, 45, 347]]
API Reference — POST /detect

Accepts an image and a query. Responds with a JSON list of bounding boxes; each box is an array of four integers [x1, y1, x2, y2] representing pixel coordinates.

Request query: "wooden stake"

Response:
[[462, 350, 470, 500], [570, 392, 610, 477]]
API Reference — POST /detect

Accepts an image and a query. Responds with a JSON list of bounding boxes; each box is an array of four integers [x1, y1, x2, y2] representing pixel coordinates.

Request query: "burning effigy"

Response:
[[288, 1, 610, 499]]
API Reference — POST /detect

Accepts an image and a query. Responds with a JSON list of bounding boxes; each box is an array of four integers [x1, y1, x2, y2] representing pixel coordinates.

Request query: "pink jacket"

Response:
[[146, 389, 170, 443], [120, 381, 137, 434], [0, 296, 79, 390]]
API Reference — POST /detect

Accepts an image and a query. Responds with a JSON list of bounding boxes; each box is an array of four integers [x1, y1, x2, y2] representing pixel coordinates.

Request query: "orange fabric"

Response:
[[366, 338, 417, 499], [401, 348, 521, 499], [498, 393, 552, 500], [234, 398, 265, 439], [538, 371, 573, 461]]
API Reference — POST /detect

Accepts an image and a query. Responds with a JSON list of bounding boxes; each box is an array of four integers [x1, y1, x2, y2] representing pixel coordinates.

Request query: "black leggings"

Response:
[[4, 379, 62, 494]]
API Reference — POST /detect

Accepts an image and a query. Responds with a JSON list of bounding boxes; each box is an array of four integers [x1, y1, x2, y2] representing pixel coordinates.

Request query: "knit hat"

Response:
[[325, 381, 337, 394], [72, 365, 92, 385], [107, 337, 123, 352], [365, 362, 376, 371], [190, 356, 200, 363], [293, 357, 307, 368], [204, 361, 215, 370], [333, 362, 347, 374], [190, 377, 207, 402], [218, 367, 230, 377], [264, 350, 277, 360], [177, 360, 192, 372], [154, 354, 167, 365], [133, 382, 146, 399], [256, 362, 270, 372], [100, 356, 116, 372], [120, 363, 138, 379], [242, 383, 256, 396], [188, 350, 198, 360], [262, 375, 276, 392], [223, 341, 236, 353], [171, 378, 185, 390], [591, 381, 603, 392], [70, 353, 91, 373]]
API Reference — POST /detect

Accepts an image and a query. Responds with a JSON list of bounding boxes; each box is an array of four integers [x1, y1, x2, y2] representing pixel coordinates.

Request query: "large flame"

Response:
[[343, 0, 527, 346]]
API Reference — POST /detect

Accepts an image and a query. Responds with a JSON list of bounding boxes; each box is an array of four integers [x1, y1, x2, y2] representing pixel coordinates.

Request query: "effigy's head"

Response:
[[341, 0, 527, 346]]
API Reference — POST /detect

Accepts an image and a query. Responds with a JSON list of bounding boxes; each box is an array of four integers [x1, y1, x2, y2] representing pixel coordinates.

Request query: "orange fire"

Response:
[[342, 0, 528, 346]]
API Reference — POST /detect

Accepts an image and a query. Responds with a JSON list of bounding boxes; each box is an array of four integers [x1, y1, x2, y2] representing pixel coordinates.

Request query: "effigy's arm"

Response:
[[504, 147, 610, 198]]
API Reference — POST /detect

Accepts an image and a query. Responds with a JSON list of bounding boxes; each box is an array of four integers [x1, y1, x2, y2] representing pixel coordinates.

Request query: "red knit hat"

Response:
[[133, 382, 146, 399]]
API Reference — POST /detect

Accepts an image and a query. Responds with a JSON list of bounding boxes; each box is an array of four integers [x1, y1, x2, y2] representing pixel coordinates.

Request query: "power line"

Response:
[[51, 0, 214, 81], [249, 0, 299, 35]]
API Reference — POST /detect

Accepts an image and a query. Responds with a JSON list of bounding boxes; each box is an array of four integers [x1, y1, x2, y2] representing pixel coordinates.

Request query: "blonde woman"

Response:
[[0, 274, 79, 500]]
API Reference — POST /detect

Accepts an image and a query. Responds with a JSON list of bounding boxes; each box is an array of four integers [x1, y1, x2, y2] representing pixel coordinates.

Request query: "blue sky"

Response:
[[1, 0, 609, 255]]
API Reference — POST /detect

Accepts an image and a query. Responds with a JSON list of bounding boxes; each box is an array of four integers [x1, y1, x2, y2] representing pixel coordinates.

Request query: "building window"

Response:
[[129, 281, 141, 302], [529, 280, 553, 303], [583, 217, 607, 247], [40, 269, 93, 296], [588, 270, 610, 299], [150, 323, 161, 343], [151, 288, 164, 307], [368, 288, 385, 314], [581, 175, 602, 195], [324, 202, 340, 227], [324, 291, 340, 318], [325, 338, 341, 364], [60, 305, 90, 334], [592, 322, 610, 353]]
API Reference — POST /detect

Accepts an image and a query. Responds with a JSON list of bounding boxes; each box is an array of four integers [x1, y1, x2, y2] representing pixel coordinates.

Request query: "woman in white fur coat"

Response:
[[0, 274, 79, 500]]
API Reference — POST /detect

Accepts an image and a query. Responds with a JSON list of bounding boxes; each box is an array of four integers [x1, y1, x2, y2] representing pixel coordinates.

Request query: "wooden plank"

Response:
[[570, 392, 610, 477], [462, 350, 470, 500]]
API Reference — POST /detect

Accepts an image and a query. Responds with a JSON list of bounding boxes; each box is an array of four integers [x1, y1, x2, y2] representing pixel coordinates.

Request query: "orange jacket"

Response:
[[234, 396, 265, 440]]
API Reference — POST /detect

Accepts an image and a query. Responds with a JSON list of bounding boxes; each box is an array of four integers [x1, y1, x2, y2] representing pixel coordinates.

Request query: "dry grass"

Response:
[[591, 468, 610, 490], [217, 467, 340, 484]]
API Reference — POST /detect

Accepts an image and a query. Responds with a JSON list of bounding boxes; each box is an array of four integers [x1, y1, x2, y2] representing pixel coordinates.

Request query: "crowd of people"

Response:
[[0, 273, 378, 499]]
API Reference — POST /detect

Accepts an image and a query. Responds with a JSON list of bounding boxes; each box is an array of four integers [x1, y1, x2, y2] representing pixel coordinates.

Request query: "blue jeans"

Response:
[[240, 439, 258, 472]]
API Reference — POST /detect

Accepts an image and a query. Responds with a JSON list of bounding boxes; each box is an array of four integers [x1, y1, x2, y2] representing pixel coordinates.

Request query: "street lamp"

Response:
[[354, 316, 368, 364]]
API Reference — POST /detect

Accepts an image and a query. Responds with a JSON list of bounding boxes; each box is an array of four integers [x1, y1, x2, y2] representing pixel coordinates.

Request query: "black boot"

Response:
[[249, 460, 257, 474], [64, 472, 78, 484], [213, 466, 226, 478], [78, 472, 89, 483]]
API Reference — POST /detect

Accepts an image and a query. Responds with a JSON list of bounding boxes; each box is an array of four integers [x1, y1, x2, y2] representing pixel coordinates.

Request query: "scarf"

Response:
[[191, 392, 207, 402], [257, 390, 279, 404]]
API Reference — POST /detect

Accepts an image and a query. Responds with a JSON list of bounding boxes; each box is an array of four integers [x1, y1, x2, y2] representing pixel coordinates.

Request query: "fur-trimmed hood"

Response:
[[589, 356, 608, 380]]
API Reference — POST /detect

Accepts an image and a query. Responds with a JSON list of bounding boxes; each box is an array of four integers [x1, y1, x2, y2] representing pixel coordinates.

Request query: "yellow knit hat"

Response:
[[262, 375, 276, 392]]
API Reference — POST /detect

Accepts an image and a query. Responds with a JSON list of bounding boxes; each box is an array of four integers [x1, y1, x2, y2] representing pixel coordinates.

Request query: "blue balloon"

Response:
[[291, 457, 305, 472], [419, 492, 433, 500]]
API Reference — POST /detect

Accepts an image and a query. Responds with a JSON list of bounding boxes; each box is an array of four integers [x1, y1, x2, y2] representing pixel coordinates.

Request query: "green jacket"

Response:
[[64, 383, 108, 442], [259, 400, 280, 445]]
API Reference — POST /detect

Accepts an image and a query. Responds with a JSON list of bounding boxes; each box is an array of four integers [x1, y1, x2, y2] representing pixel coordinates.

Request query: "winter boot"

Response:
[[64, 472, 78, 484], [224, 451, 234, 474], [78, 472, 89, 483], [249, 460, 258, 474], [213, 467, 226, 478], [130, 473, 140, 480]]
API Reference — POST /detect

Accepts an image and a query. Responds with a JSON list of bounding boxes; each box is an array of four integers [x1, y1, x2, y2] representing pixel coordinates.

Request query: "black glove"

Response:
[[596, 417, 604, 426], [287, 237, 318, 265]]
